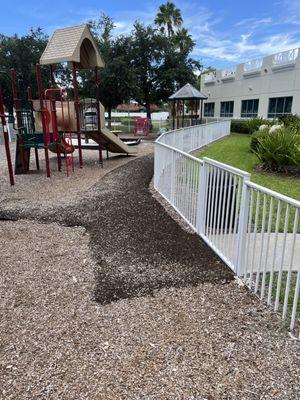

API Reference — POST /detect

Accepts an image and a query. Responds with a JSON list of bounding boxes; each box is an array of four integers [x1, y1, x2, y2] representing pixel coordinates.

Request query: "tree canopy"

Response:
[[0, 28, 48, 110], [155, 1, 183, 37], [0, 3, 204, 119]]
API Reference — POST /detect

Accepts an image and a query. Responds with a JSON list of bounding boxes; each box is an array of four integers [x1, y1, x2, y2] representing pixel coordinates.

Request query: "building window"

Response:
[[204, 102, 215, 117], [241, 99, 259, 118], [220, 101, 234, 117], [268, 97, 293, 118]]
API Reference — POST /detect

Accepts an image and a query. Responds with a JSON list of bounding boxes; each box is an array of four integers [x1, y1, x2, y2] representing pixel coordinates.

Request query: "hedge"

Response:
[[230, 119, 251, 134]]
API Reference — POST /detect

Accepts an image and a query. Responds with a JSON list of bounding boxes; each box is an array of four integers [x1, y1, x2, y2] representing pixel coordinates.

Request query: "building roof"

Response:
[[116, 103, 145, 112], [169, 83, 208, 100], [40, 24, 104, 69]]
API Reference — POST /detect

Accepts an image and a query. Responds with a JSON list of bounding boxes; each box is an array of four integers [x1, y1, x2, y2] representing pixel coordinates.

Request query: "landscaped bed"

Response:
[[196, 133, 300, 200]]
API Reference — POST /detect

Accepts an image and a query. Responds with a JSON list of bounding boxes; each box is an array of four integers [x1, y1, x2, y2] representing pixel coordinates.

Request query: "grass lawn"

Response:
[[196, 133, 300, 201]]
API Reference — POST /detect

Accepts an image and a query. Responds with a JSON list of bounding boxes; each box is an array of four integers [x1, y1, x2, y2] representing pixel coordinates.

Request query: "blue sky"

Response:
[[1, 0, 300, 68]]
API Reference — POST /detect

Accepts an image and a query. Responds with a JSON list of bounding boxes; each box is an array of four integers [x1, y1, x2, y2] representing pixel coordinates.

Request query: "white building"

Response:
[[201, 48, 300, 120]]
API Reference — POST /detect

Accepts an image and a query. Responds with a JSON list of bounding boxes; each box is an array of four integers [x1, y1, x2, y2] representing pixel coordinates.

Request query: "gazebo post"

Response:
[[172, 101, 175, 130], [200, 99, 203, 124], [182, 99, 185, 128], [176, 100, 179, 130]]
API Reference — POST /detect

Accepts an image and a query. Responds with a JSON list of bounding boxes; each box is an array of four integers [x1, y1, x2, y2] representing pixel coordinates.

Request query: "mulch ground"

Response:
[[1, 154, 233, 304], [1, 153, 300, 399]]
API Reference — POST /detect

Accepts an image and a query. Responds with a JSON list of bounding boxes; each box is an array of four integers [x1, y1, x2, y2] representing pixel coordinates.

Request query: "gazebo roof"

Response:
[[169, 83, 207, 100], [40, 24, 104, 69]]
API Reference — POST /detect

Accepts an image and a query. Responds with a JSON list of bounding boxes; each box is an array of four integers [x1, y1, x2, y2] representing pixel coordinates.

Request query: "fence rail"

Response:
[[154, 121, 300, 337]]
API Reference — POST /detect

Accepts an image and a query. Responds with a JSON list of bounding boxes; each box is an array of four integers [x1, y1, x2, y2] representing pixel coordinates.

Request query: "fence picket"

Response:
[[154, 121, 300, 336]]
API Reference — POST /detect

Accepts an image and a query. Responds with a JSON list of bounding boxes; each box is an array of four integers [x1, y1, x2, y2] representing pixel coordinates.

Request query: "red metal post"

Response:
[[72, 62, 83, 168], [11, 68, 27, 174], [0, 87, 14, 185], [49, 65, 62, 171], [27, 86, 40, 171], [95, 66, 103, 166], [36, 63, 51, 177]]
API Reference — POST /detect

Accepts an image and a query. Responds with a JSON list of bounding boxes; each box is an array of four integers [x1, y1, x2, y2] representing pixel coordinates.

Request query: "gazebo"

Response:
[[169, 83, 208, 130]]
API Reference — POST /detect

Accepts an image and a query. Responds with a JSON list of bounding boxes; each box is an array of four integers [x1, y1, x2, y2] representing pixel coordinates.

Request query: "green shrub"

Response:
[[230, 119, 250, 134], [246, 117, 267, 134], [250, 129, 268, 153], [279, 114, 300, 133], [231, 118, 270, 134], [254, 128, 300, 171]]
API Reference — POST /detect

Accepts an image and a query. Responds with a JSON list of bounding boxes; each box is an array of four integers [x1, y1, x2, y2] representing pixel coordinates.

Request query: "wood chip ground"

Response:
[[0, 144, 299, 399]]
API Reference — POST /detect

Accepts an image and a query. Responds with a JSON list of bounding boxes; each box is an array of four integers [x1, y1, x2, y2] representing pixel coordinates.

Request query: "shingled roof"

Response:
[[40, 24, 104, 69], [169, 83, 207, 100]]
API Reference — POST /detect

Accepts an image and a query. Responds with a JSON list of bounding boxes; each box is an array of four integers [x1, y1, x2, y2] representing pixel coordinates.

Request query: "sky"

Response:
[[1, 0, 300, 69]]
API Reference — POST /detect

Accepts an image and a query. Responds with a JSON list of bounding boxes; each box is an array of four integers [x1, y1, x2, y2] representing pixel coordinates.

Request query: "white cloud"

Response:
[[185, 3, 300, 68], [235, 17, 273, 27]]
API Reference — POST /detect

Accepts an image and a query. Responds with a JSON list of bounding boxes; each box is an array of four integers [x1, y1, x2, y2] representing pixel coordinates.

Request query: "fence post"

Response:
[[154, 142, 159, 189], [170, 149, 175, 204], [235, 177, 251, 276], [196, 160, 207, 235]]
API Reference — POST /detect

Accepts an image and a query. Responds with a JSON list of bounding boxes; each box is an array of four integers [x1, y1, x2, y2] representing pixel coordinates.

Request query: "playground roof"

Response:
[[169, 83, 208, 100], [40, 24, 104, 69]]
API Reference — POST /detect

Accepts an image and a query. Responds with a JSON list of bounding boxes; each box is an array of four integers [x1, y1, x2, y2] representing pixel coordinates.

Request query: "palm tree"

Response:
[[155, 2, 183, 37], [173, 28, 195, 54]]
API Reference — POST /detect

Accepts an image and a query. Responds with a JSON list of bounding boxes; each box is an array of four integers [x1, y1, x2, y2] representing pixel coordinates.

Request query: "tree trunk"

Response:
[[146, 102, 152, 131]]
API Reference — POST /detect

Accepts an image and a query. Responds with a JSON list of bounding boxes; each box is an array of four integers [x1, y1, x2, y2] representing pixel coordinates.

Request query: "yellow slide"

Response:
[[86, 103, 137, 155]]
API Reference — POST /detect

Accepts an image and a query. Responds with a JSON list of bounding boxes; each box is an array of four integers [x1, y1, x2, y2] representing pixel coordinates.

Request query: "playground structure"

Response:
[[134, 117, 150, 136], [0, 24, 137, 186]]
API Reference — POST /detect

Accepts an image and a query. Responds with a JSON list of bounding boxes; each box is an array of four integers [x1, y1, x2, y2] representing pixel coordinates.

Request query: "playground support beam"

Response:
[[49, 65, 62, 172], [36, 63, 51, 178], [27, 86, 40, 171], [95, 66, 103, 167], [72, 62, 83, 168], [11, 68, 28, 174], [0, 87, 14, 185]]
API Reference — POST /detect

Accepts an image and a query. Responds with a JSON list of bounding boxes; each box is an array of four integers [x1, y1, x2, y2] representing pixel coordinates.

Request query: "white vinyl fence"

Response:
[[154, 121, 300, 337]]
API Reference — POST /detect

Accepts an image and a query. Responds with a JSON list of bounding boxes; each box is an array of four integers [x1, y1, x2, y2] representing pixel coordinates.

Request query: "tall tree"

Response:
[[154, 1, 183, 37], [0, 28, 48, 111], [173, 28, 195, 54], [129, 23, 166, 119], [129, 22, 199, 119], [81, 14, 134, 121]]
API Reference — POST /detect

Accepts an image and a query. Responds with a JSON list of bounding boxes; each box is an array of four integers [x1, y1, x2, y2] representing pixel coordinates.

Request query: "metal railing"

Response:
[[244, 57, 263, 72], [154, 121, 300, 337], [273, 48, 299, 65], [204, 72, 216, 83], [221, 68, 236, 80]]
